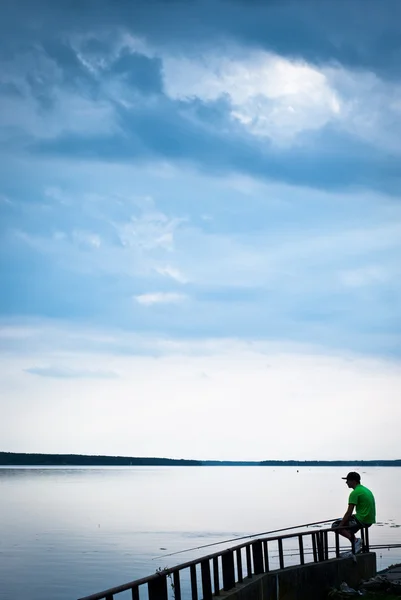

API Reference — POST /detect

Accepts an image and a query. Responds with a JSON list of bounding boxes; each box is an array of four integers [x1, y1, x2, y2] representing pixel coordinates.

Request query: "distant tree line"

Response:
[[202, 460, 401, 466], [201, 461, 262, 466], [259, 460, 401, 466], [0, 452, 201, 466], [1, 453, 400, 467]]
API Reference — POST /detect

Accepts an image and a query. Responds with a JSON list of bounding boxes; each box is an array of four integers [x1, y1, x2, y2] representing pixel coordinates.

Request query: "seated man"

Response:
[[332, 471, 376, 554]]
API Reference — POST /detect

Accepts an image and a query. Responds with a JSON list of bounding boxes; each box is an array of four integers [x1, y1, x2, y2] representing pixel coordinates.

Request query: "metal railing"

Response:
[[77, 525, 370, 600]]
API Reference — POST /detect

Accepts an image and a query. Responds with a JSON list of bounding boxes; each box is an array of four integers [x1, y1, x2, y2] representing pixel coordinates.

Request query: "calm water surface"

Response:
[[0, 466, 400, 600]]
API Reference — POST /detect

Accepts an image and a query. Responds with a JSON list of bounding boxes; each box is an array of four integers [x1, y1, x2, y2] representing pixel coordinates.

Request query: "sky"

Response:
[[1, 0, 400, 461]]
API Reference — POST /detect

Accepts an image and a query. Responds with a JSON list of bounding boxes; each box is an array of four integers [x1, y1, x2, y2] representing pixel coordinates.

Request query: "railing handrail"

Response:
[[77, 524, 369, 600]]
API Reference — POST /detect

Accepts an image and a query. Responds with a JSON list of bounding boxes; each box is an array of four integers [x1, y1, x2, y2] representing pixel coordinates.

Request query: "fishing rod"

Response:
[[271, 543, 401, 557], [370, 544, 401, 549], [153, 518, 337, 560]]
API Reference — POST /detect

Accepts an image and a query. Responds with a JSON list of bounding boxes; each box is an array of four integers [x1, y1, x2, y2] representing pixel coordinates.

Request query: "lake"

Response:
[[0, 466, 400, 600]]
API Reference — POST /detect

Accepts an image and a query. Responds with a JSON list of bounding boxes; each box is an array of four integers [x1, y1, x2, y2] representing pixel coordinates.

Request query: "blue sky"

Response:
[[1, 0, 400, 459]]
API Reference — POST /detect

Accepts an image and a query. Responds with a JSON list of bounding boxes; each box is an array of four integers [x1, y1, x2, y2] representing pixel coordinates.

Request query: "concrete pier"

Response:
[[215, 553, 376, 600]]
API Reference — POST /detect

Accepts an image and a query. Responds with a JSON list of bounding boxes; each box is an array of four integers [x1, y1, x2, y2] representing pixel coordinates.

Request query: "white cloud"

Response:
[[326, 66, 401, 153], [0, 325, 40, 340], [160, 47, 401, 151], [340, 266, 390, 288], [134, 292, 187, 305], [72, 230, 102, 248], [10, 189, 188, 280], [162, 50, 341, 143], [117, 210, 184, 251], [155, 265, 188, 283], [72, 31, 154, 73], [1, 324, 400, 459]]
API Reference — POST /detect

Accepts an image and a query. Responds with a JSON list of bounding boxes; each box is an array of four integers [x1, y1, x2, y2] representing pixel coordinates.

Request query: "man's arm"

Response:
[[339, 504, 355, 527]]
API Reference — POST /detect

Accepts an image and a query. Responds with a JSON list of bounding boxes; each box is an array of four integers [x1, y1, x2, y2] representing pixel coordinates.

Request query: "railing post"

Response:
[[213, 557, 220, 596], [278, 538, 284, 569], [173, 571, 181, 600], [131, 587, 139, 600], [263, 540, 269, 572], [298, 535, 305, 565], [316, 531, 324, 562], [364, 526, 370, 552], [323, 530, 329, 560], [190, 564, 198, 600], [252, 540, 264, 575], [148, 573, 168, 600], [222, 550, 236, 591], [312, 532, 318, 562], [201, 559, 213, 600], [236, 548, 243, 583], [246, 545, 252, 578], [335, 531, 340, 558]]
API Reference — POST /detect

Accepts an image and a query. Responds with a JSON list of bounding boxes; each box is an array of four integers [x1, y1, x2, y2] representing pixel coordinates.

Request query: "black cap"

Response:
[[342, 471, 361, 482]]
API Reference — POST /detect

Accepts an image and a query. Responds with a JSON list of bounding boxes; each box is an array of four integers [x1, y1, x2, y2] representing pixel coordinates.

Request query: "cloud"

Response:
[[72, 230, 101, 248], [30, 101, 400, 194], [155, 265, 188, 283], [339, 266, 390, 288], [1, 13, 400, 193], [163, 51, 341, 143], [3, 0, 401, 79], [0, 325, 41, 340], [1, 160, 400, 357], [24, 366, 119, 379], [4, 191, 186, 282], [161, 48, 401, 154], [1, 325, 401, 459], [117, 209, 184, 251], [110, 49, 163, 94], [0, 50, 116, 140], [134, 292, 187, 306]]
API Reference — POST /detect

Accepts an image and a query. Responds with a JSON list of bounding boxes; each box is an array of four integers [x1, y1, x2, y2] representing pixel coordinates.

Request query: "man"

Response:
[[332, 471, 376, 554]]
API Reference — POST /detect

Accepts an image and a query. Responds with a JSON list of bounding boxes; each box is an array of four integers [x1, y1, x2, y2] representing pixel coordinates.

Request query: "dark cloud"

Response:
[[25, 366, 119, 378], [1, 0, 401, 195], [111, 51, 163, 94], [31, 96, 401, 194], [41, 40, 97, 93], [0, 82, 23, 97], [38, 40, 163, 96], [2, 0, 401, 79]]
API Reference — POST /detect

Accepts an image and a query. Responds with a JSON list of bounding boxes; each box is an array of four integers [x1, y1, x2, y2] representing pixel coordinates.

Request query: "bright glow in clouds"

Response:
[[134, 292, 187, 305], [161, 48, 401, 150], [1, 324, 400, 460], [163, 51, 341, 141]]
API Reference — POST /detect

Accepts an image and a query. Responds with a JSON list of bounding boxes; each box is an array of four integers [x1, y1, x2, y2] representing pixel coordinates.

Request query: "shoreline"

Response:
[[1, 452, 401, 467]]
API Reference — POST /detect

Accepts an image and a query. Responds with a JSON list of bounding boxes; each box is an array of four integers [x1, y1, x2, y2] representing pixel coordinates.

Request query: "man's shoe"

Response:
[[340, 551, 357, 563], [354, 538, 362, 554]]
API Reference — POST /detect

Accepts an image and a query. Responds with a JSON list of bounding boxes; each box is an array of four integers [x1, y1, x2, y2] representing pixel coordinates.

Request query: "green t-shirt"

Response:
[[349, 484, 376, 524]]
